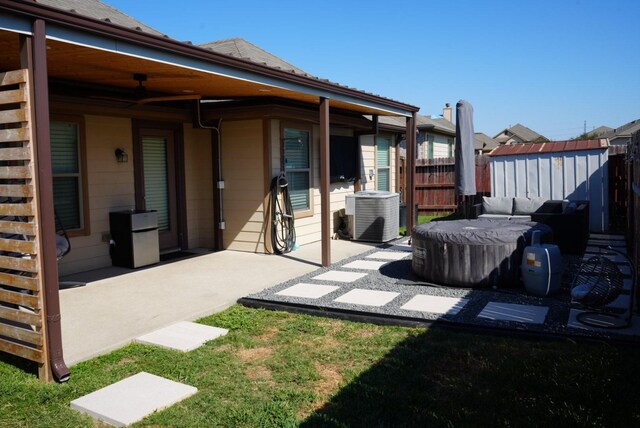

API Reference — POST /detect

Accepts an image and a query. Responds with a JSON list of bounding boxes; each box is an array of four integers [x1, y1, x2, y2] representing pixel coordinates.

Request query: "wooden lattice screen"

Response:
[[0, 69, 50, 378]]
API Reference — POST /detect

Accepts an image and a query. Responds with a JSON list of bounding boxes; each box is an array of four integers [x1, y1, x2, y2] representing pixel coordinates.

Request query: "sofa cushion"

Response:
[[513, 197, 546, 215], [482, 196, 513, 215]]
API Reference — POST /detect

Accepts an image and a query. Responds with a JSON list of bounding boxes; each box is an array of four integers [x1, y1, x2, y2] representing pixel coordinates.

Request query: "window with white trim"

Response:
[[376, 136, 390, 191], [51, 118, 85, 232], [284, 127, 311, 213]]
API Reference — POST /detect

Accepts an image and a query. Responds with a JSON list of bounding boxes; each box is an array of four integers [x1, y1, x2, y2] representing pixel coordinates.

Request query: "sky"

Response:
[[106, 0, 640, 140]]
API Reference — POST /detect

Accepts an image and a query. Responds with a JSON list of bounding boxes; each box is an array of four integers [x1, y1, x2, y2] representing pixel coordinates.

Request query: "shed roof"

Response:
[[489, 139, 608, 157]]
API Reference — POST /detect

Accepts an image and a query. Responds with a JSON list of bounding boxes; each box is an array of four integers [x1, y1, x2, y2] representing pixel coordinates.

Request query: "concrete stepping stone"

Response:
[[342, 260, 388, 270], [607, 294, 631, 311], [135, 321, 228, 352], [477, 302, 549, 324], [70, 372, 197, 427], [276, 283, 339, 299], [589, 233, 625, 241], [401, 295, 469, 315], [313, 270, 368, 283], [366, 251, 409, 261], [334, 288, 399, 307], [586, 246, 627, 255]]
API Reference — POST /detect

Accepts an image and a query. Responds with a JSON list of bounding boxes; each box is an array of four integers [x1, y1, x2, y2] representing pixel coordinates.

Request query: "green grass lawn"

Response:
[[399, 212, 462, 236], [2, 305, 639, 427]]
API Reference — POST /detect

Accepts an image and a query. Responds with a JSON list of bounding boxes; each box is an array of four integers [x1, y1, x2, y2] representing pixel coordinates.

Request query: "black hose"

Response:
[[270, 172, 296, 254]]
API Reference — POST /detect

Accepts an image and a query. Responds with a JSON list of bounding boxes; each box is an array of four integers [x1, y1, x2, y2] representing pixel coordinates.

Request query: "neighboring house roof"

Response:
[[36, 0, 165, 36], [376, 114, 455, 135], [474, 132, 499, 151], [494, 123, 547, 143], [199, 38, 307, 75], [604, 119, 640, 140], [490, 139, 608, 157], [589, 126, 613, 137]]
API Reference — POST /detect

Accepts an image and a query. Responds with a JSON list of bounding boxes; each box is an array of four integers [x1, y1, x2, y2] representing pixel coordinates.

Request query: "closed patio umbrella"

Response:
[[455, 100, 476, 215]]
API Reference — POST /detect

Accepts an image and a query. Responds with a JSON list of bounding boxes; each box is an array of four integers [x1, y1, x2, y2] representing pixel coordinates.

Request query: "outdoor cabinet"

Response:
[[109, 210, 160, 268]]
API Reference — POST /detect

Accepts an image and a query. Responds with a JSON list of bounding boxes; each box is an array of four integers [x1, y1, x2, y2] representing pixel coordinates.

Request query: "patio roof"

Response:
[[0, 0, 419, 117]]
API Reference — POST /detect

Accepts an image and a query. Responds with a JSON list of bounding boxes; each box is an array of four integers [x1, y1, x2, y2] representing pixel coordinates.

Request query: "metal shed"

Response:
[[489, 139, 610, 232]]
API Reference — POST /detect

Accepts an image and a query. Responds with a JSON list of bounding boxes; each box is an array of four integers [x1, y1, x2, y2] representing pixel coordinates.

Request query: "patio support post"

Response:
[[29, 19, 70, 382], [406, 113, 417, 234], [320, 97, 331, 267]]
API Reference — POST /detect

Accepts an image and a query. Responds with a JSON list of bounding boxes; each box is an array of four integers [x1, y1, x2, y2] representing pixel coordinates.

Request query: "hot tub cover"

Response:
[[413, 219, 551, 246]]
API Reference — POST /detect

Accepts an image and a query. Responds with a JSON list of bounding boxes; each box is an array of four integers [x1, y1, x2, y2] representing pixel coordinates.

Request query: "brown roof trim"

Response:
[[0, 0, 419, 113]]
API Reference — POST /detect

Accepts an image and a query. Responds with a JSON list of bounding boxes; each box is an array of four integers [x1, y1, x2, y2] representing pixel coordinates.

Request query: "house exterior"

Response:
[[603, 119, 640, 146], [0, 0, 419, 381], [493, 123, 548, 145], [474, 132, 499, 155]]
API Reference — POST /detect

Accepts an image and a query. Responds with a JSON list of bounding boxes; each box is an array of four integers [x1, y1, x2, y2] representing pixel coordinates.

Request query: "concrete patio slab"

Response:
[[313, 270, 368, 283], [59, 240, 376, 365], [135, 321, 228, 352], [365, 251, 409, 261], [334, 289, 399, 307], [70, 372, 197, 427], [276, 283, 340, 299], [342, 260, 388, 270], [477, 302, 549, 324], [401, 295, 469, 315], [386, 244, 412, 252]]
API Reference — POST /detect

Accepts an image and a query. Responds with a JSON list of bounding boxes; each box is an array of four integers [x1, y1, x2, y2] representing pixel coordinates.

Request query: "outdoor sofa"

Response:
[[473, 196, 590, 254]]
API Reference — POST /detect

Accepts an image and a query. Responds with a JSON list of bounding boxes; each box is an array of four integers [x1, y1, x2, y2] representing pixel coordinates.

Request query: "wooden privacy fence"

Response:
[[414, 155, 491, 214], [629, 130, 640, 311], [0, 69, 50, 379]]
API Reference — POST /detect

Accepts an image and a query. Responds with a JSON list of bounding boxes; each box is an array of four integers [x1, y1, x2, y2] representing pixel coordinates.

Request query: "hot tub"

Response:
[[411, 219, 553, 288]]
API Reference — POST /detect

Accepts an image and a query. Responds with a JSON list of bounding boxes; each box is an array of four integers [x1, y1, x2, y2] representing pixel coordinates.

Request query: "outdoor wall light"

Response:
[[115, 148, 128, 163], [369, 169, 375, 180]]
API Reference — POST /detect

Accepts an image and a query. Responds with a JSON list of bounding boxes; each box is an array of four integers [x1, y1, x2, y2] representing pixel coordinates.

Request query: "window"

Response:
[[283, 127, 311, 213], [376, 136, 390, 191], [51, 117, 86, 233]]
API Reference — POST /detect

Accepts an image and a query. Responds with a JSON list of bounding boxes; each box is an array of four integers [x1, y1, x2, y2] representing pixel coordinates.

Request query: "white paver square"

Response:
[[343, 260, 388, 270], [567, 309, 640, 335], [624, 278, 633, 291], [313, 270, 368, 283], [334, 288, 400, 307], [276, 283, 340, 299], [70, 372, 197, 427], [135, 321, 228, 352], [401, 295, 469, 315], [607, 294, 631, 310], [477, 302, 548, 324], [366, 251, 409, 261]]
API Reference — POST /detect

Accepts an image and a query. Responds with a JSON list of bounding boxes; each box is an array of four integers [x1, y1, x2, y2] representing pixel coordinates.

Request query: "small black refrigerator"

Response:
[[109, 210, 160, 268]]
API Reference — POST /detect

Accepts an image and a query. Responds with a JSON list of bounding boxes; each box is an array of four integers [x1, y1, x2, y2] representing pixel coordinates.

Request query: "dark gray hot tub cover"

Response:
[[413, 219, 551, 246]]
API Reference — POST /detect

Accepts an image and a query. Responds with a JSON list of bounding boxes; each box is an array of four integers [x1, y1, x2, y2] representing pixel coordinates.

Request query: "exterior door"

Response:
[[135, 127, 180, 251]]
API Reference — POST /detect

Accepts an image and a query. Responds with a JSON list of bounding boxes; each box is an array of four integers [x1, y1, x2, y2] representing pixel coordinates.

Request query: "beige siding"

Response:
[[183, 124, 214, 249], [60, 116, 134, 275], [221, 119, 265, 252], [359, 135, 375, 191]]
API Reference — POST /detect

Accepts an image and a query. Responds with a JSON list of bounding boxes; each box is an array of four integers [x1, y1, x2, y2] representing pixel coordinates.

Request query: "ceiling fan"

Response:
[[91, 73, 201, 105]]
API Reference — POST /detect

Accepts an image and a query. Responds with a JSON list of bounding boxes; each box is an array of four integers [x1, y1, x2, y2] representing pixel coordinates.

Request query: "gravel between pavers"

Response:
[[245, 238, 638, 342]]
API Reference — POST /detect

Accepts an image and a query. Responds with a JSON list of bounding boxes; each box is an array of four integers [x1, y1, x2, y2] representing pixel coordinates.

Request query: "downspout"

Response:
[[31, 19, 70, 382], [196, 102, 224, 249]]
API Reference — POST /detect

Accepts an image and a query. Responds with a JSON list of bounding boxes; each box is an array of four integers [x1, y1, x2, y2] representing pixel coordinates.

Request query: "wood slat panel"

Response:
[[0, 337, 43, 363], [0, 147, 30, 162], [0, 128, 29, 143], [0, 203, 33, 217], [0, 322, 41, 346], [0, 88, 26, 105], [0, 220, 35, 235], [0, 184, 33, 197], [0, 238, 36, 255], [0, 305, 41, 327], [0, 166, 31, 179], [0, 255, 37, 273], [0, 69, 27, 87], [0, 108, 26, 124], [0, 288, 38, 309], [0, 271, 37, 291]]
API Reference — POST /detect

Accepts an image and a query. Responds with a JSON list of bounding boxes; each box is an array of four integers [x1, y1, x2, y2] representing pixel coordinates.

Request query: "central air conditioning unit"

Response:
[[345, 191, 399, 242]]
